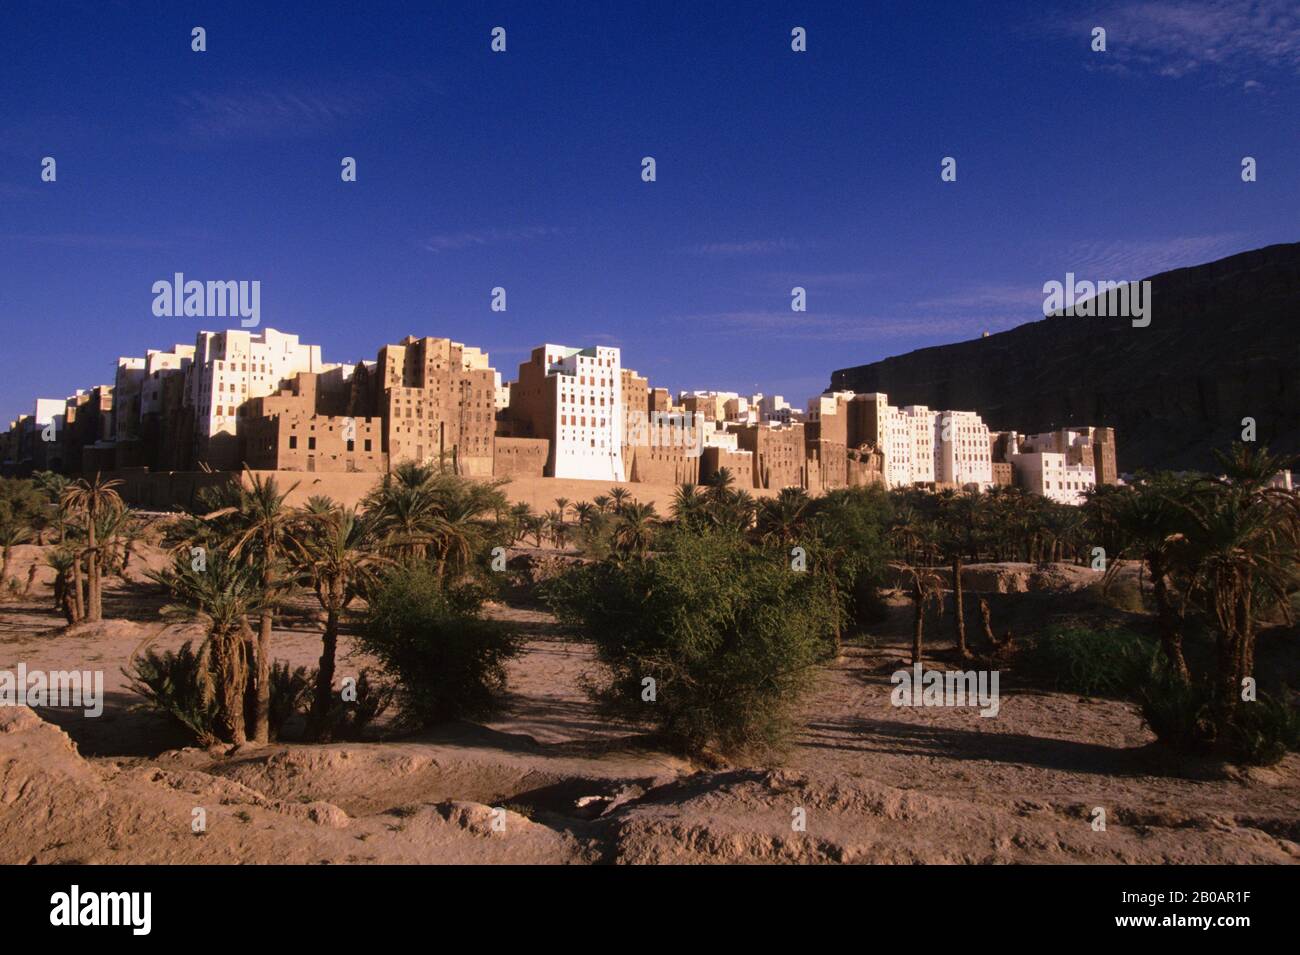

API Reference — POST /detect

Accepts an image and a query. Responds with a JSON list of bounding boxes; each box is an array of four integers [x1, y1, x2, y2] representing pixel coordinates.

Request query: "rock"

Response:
[[831, 243, 1300, 472]]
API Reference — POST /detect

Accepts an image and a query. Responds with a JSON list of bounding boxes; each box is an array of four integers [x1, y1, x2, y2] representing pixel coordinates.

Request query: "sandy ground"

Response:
[[1, 540, 1297, 864]]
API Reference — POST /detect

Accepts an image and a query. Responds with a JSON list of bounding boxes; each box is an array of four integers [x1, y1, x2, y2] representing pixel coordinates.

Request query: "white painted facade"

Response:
[[547, 344, 625, 482], [188, 328, 327, 444], [1008, 451, 1095, 504], [934, 409, 994, 489], [758, 393, 792, 423]]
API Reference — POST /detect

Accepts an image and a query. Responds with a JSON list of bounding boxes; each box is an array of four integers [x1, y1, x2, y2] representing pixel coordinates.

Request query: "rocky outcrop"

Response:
[[830, 243, 1300, 472]]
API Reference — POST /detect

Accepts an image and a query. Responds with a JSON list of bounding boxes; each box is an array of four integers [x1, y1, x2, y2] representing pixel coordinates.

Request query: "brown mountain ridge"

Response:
[[830, 242, 1300, 473]]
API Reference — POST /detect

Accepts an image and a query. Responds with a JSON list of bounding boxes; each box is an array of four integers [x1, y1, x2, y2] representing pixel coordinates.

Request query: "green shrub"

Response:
[[125, 642, 220, 745], [1138, 670, 1217, 752], [318, 668, 394, 740], [1226, 692, 1300, 766], [267, 661, 312, 740], [1020, 626, 1156, 697], [127, 643, 316, 744], [357, 562, 519, 727], [546, 525, 836, 759], [1135, 674, 1297, 766]]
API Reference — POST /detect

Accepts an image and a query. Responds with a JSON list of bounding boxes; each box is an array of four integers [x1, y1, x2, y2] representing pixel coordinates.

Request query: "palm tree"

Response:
[[544, 509, 569, 549], [1175, 449, 1299, 723], [573, 501, 595, 526], [737, 489, 759, 526], [0, 519, 31, 584], [296, 505, 388, 739], [756, 487, 812, 547], [553, 497, 570, 522], [608, 486, 632, 512], [592, 494, 612, 515], [522, 514, 547, 548], [148, 553, 269, 745], [899, 564, 945, 665], [705, 467, 735, 505], [935, 491, 983, 658], [45, 548, 78, 623], [219, 472, 303, 744], [612, 501, 658, 558], [92, 506, 139, 582], [425, 474, 508, 579], [1093, 477, 1195, 680], [303, 494, 339, 516], [60, 474, 124, 622], [367, 468, 505, 577], [390, 460, 437, 490], [506, 502, 534, 544], [370, 481, 439, 561], [889, 509, 942, 663], [32, 471, 71, 544]]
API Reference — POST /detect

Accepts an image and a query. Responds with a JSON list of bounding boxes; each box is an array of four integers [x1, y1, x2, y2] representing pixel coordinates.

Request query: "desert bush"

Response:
[[0, 477, 48, 532], [316, 668, 394, 741], [1137, 670, 1216, 753], [546, 524, 836, 759], [1020, 626, 1157, 697], [357, 562, 519, 727], [1138, 672, 1299, 765], [127, 643, 317, 744], [1225, 692, 1300, 766], [125, 642, 221, 745], [267, 661, 312, 740]]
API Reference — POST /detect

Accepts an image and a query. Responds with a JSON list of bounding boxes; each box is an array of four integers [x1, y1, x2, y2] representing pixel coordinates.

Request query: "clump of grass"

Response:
[[1019, 626, 1157, 698]]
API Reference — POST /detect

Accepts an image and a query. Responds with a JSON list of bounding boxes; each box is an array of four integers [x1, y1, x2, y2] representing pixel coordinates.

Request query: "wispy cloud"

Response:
[[682, 239, 799, 256], [762, 270, 876, 290], [420, 226, 567, 254], [174, 74, 439, 141], [913, 284, 1045, 312], [1052, 233, 1249, 278], [1076, 1, 1300, 80]]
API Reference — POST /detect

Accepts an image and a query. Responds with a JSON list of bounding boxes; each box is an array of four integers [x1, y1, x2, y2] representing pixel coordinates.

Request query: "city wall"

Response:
[[109, 468, 781, 513]]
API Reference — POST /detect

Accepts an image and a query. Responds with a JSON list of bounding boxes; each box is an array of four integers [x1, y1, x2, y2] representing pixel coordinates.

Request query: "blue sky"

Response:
[[1, 0, 1297, 424]]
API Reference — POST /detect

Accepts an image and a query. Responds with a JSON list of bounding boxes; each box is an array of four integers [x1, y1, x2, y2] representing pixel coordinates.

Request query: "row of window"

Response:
[[287, 435, 372, 452]]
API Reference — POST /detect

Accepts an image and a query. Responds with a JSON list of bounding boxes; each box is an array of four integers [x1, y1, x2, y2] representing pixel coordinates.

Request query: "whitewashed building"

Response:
[[187, 328, 329, 469], [509, 343, 625, 481], [934, 409, 994, 489], [1008, 450, 1095, 504]]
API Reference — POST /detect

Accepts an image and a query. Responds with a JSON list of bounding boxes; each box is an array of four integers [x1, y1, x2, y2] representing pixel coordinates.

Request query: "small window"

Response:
[[289, 436, 297, 449], [308, 437, 316, 450]]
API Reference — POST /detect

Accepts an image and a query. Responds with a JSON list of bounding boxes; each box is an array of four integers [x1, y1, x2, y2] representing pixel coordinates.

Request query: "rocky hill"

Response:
[[830, 242, 1300, 472]]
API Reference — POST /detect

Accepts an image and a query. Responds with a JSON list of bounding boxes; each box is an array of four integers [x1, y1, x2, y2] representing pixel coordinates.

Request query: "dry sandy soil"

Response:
[[1, 540, 1297, 864]]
